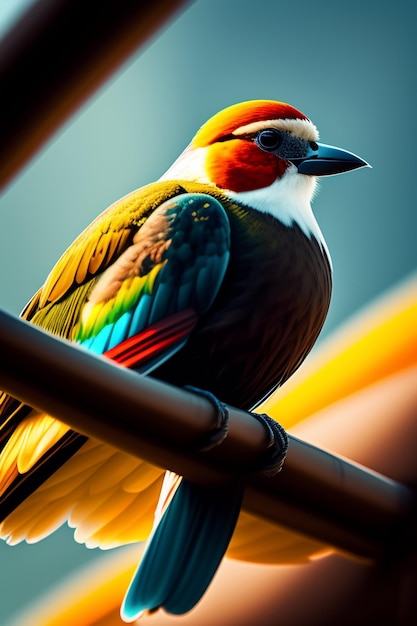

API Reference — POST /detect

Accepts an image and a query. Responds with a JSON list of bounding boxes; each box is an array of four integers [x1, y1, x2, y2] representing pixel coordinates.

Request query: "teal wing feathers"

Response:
[[74, 192, 231, 364]]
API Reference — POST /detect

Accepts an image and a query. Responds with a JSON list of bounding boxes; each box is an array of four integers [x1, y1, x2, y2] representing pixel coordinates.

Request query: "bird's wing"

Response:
[[0, 188, 231, 547], [25, 183, 196, 313]]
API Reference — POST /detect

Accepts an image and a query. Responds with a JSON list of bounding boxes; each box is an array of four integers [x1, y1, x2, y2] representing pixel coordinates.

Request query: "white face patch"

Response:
[[233, 118, 319, 142], [159, 144, 211, 185], [226, 165, 332, 266]]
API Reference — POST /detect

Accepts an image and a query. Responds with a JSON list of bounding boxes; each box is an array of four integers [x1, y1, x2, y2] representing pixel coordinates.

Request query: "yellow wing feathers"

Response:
[[0, 414, 68, 478], [37, 183, 174, 309], [39, 225, 133, 308], [0, 432, 164, 547]]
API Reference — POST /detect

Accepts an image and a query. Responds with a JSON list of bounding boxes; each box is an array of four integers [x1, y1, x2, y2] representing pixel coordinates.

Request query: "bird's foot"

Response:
[[184, 385, 229, 451], [250, 412, 289, 476], [183, 386, 288, 475]]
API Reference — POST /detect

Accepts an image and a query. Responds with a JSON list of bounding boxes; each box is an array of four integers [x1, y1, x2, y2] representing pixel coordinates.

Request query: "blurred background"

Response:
[[0, 0, 416, 623]]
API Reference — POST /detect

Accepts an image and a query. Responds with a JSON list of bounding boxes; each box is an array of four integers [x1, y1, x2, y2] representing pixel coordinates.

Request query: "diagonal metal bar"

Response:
[[0, 0, 190, 190], [0, 309, 415, 560]]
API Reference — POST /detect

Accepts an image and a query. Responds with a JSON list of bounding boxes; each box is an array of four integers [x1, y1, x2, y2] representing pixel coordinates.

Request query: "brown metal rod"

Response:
[[0, 308, 415, 560], [0, 0, 189, 190]]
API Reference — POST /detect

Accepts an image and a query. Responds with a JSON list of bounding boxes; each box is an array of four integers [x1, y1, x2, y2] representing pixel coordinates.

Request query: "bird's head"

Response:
[[160, 100, 369, 237], [162, 100, 368, 190]]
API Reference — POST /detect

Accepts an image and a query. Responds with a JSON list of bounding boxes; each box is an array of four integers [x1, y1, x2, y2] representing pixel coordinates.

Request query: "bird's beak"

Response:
[[292, 142, 371, 176]]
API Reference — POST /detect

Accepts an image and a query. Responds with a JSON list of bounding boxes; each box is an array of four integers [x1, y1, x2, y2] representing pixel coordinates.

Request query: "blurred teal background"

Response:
[[0, 0, 416, 623]]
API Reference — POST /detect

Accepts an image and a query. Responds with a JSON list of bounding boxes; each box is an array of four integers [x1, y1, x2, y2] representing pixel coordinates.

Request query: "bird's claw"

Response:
[[184, 386, 288, 475], [250, 412, 289, 476], [184, 385, 229, 451]]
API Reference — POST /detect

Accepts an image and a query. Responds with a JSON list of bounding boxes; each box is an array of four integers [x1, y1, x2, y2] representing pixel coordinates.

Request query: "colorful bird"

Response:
[[0, 100, 369, 620]]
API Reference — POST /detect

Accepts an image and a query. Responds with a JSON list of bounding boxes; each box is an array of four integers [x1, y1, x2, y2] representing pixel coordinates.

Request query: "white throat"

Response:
[[227, 166, 331, 265], [160, 148, 331, 267]]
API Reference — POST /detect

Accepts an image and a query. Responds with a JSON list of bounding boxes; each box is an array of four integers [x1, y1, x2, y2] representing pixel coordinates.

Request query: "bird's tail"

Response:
[[121, 471, 243, 620]]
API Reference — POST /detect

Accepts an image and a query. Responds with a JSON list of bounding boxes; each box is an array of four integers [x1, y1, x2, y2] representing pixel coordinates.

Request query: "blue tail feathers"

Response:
[[121, 477, 243, 620]]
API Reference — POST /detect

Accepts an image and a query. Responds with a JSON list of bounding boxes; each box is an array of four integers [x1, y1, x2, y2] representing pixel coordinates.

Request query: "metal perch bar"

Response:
[[0, 309, 415, 561]]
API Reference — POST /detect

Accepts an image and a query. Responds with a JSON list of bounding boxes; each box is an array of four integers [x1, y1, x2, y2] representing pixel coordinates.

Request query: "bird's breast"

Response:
[[154, 193, 332, 410]]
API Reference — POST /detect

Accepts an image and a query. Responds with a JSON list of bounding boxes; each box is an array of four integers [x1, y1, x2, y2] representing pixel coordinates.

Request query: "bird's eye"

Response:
[[309, 141, 319, 151], [255, 129, 283, 152]]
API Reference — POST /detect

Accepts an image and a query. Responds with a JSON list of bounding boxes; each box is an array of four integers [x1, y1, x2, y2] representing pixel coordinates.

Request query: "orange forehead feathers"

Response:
[[193, 100, 308, 147]]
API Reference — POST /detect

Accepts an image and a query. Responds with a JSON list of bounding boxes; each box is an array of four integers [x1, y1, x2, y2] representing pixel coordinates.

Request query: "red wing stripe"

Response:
[[104, 309, 198, 369], [114, 331, 187, 369]]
